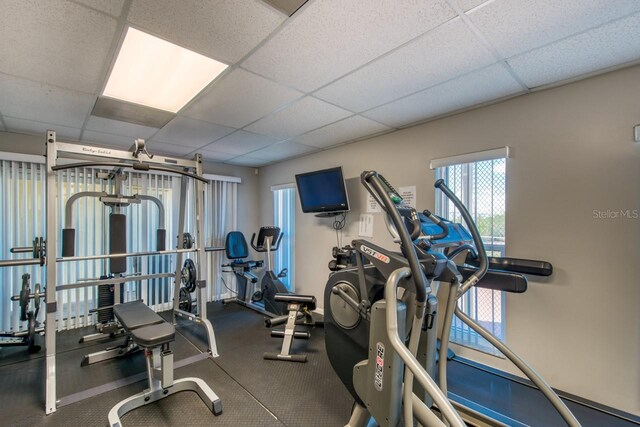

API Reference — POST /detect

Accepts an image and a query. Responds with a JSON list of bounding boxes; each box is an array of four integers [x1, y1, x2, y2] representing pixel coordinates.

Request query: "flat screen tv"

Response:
[[295, 167, 349, 215]]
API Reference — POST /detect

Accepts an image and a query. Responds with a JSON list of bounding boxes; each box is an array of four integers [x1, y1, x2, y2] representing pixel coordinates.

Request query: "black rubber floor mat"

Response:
[[10, 359, 285, 427], [209, 305, 354, 427]]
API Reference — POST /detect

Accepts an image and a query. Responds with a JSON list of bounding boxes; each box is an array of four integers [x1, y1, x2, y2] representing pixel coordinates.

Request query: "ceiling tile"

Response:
[[247, 140, 318, 161], [468, 0, 640, 58], [458, 0, 490, 12], [363, 64, 523, 128], [205, 130, 282, 156], [0, 0, 117, 93], [85, 115, 158, 138], [147, 140, 195, 156], [508, 13, 640, 88], [127, 0, 285, 64], [182, 69, 302, 128], [225, 156, 272, 167], [198, 149, 236, 162], [153, 117, 235, 148], [245, 97, 352, 139], [0, 74, 95, 128], [4, 117, 81, 141], [315, 18, 495, 112], [242, 0, 456, 92], [295, 116, 391, 149], [82, 130, 138, 148], [73, 0, 125, 16]]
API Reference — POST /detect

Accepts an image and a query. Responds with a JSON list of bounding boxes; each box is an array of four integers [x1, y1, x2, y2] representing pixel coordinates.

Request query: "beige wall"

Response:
[[0, 131, 259, 238], [256, 65, 640, 414]]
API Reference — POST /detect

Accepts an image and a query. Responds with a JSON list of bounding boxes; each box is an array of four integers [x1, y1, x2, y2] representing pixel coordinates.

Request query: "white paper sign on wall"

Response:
[[367, 193, 382, 213], [359, 214, 374, 237], [398, 186, 417, 209]]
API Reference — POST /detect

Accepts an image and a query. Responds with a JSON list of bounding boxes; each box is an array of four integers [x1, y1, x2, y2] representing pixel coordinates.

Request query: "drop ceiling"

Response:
[[0, 0, 639, 167]]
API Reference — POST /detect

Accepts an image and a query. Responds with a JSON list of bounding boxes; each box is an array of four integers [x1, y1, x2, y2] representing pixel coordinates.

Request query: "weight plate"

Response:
[[182, 233, 194, 249], [19, 287, 29, 322], [181, 259, 197, 292], [178, 287, 193, 312]]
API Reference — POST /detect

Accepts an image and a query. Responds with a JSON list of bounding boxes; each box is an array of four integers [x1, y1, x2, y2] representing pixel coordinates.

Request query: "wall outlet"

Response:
[[634, 124, 640, 143]]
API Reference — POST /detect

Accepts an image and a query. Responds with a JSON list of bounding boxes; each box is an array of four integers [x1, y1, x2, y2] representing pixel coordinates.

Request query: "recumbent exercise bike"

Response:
[[224, 226, 322, 362]]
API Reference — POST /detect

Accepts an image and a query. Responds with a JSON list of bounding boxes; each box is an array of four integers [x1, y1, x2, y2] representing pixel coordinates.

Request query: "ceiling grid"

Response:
[[0, 0, 638, 166]]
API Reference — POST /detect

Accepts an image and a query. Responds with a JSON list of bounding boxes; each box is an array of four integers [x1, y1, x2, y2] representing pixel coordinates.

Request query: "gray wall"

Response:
[[256, 65, 640, 414], [0, 132, 259, 239]]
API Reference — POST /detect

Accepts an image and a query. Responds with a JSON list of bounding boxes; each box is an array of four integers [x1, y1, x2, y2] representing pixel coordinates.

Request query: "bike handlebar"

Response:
[[250, 230, 283, 252]]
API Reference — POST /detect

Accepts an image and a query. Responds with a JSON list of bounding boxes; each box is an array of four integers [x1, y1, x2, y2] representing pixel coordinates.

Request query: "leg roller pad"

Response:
[[263, 352, 307, 363]]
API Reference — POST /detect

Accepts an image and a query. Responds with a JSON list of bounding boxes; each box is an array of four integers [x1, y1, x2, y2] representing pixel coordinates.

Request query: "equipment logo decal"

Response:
[[360, 245, 390, 264], [374, 342, 384, 391]]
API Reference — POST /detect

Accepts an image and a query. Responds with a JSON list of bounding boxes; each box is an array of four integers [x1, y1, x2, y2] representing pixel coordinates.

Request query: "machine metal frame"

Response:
[[14, 130, 220, 414]]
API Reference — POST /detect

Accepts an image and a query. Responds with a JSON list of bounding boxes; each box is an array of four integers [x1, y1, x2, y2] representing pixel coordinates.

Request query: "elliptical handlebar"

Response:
[[404, 207, 424, 241], [434, 179, 488, 294], [362, 171, 429, 303], [422, 209, 449, 240]]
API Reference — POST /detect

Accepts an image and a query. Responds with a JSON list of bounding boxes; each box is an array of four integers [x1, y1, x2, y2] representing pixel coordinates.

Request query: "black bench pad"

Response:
[[113, 301, 175, 347], [113, 301, 164, 331], [130, 322, 175, 348], [274, 293, 316, 311]]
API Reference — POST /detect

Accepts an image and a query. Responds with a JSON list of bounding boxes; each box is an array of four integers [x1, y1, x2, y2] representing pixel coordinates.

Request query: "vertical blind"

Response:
[[436, 158, 507, 355], [0, 158, 238, 333], [273, 186, 295, 292], [0, 160, 46, 332]]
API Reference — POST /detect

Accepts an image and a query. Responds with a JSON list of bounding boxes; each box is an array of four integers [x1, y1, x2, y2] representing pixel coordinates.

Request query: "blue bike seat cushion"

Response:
[[226, 231, 249, 259]]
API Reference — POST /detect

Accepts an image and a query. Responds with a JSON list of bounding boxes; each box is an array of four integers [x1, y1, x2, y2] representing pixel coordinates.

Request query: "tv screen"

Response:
[[295, 167, 349, 214]]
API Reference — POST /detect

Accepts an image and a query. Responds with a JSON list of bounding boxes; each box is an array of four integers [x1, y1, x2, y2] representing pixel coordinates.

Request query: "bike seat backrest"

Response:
[[225, 231, 249, 260]]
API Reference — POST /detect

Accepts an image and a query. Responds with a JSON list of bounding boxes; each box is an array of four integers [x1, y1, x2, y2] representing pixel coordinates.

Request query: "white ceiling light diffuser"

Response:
[[103, 27, 228, 113]]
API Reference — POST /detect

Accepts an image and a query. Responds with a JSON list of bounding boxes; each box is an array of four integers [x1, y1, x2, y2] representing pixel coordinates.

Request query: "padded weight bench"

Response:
[[263, 294, 319, 363], [108, 301, 222, 427]]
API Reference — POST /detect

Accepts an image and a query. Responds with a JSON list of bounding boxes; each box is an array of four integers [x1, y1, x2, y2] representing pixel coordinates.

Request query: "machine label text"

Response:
[[360, 245, 390, 264], [375, 342, 384, 391]]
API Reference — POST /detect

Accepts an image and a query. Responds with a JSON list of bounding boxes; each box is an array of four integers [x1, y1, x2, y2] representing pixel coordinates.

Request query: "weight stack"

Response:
[[97, 276, 124, 324]]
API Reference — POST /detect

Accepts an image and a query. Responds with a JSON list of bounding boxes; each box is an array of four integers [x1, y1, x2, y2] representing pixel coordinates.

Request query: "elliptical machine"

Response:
[[324, 171, 581, 427]]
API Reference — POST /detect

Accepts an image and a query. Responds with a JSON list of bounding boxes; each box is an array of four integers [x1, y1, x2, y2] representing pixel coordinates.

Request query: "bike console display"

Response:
[[251, 226, 283, 252]]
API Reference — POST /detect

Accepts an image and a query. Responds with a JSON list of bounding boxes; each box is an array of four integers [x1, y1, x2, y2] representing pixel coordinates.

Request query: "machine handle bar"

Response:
[[250, 231, 283, 252], [434, 179, 488, 294], [362, 171, 429, 303], [422, 209, 449, 240]]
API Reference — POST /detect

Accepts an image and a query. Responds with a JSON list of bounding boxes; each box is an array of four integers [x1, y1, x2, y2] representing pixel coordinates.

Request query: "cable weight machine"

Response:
[[0, 131, 222, 415]]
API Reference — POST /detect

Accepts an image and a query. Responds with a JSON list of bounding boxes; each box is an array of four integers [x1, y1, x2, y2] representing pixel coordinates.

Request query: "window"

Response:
[[435, 156, 507, 354], [272, 185, 295, 292]]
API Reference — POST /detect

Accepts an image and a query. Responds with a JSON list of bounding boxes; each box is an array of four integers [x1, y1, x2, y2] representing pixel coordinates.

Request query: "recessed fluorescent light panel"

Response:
[[103, 27, 228, 113]]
